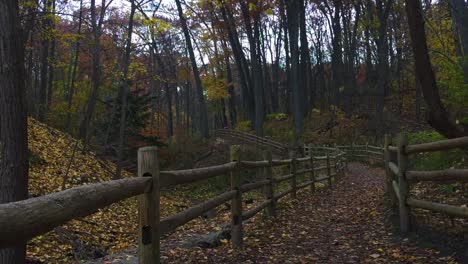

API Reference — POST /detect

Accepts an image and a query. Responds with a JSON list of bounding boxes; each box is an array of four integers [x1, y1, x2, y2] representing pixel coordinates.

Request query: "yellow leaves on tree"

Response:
[[202, 75, 229, 101]]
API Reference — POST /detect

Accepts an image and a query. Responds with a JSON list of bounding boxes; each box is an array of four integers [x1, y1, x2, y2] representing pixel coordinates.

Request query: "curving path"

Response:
[[160, 163, 456, 263], [92, 163, 458, 263]]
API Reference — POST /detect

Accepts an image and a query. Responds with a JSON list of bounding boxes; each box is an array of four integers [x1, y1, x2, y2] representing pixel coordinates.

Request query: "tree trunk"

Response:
[[405, 0, 467, 138], [0, 0, 29, 262], [115, 0, 136, 179], [65, 0, 83, 132], [299, 0, 310, 114], [38, 0, 53, 121], [287, 0, 302, 145], [175, 0, 209, 138], [450, 0, 468, 82], [79, 0, 107, 144]]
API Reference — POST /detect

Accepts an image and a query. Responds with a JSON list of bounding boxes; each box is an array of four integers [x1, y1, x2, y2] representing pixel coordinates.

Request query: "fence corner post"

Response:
[[308, 144, 316, 192], [397, 133, 411, 233], [264, 149, 276, 217], [230, 145, 243, 247], [290, 151, 297, 199], [137, 146, 160, 264], [326, 152, 332, 187]]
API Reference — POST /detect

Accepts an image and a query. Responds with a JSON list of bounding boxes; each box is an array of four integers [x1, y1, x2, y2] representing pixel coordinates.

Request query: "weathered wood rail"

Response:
[[383, 134, 468, 233], [214, 129, 289, 153], [305, 136, 468, 234], [0, 139, 345, 263]]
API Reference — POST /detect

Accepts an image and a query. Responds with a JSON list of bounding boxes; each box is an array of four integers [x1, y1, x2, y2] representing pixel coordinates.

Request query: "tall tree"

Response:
[[0, 0, 29, 262], [374, 0, 393, 136], [175, 0, 209, 138], [450, 0, 468, 82], [286, 0, 302, 144], [79, 0, 112, 143], [115, 0, 136, 179], [405, 0, 467, 138]]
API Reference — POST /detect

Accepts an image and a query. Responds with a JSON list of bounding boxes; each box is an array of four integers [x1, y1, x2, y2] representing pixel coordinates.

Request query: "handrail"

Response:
[[160, 190, 237, 235], [405, 136, 468, 154], [160, 162, 237, 187], [214, 129, 288, 150], [383, 133, 468, 235], [0, 177, 152, 246], [0, 133, 347, 264], [406, 169, 468, 183]]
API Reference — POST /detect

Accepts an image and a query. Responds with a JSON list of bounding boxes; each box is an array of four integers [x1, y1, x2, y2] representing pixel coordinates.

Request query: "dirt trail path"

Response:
[[91, 162, 460, 263]]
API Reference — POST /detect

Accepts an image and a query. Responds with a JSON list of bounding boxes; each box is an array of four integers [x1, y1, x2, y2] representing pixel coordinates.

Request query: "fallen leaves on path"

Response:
[[159, 163, 459, 263]]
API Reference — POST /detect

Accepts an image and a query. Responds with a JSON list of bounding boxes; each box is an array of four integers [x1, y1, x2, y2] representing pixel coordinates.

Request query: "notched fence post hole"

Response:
[[138, 146, 160, 264]]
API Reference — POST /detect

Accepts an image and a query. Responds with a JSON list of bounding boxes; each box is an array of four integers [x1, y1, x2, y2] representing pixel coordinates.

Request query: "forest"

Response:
[[0, 0, 467, 263]]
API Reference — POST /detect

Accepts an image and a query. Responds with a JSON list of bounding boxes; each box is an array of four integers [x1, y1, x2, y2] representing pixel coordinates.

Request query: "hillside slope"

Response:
[[26, 119, 184, 263]]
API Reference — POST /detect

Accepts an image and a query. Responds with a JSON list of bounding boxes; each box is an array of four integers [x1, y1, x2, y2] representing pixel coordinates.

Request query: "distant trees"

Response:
[[0, 0, 29, 263], [5, 0, 466, 168]]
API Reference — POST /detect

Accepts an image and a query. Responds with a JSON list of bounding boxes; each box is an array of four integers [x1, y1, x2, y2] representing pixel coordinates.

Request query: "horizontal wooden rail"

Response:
[[368, 150, 384, 156], [160, 190, 237, 235], [406, 169, 468, 183], [388, 162, 399, 176], [0, 177, 151, 246], [392, 180, 401, 201], [242, 199, 272, 221], [273, 189, 293, 201], [405, 136, 468, 154], [297, 180, 314, 189], [315, 175, 330, 182], [388, 146, 398, 152], [160, 162, 236, 187], [272, 159, 292, 166], [273, 174, 294, 183], [313, 156, 328, 160], [215, 129, 287, 150], [296, 168, 313, 175], [407, 198, 468, 218], [368, 146, 384, 151], [314, 165, 328, 171], [296, 157, 311, 163], [240, 180, 269, 193], [240, 160, 269, 168]]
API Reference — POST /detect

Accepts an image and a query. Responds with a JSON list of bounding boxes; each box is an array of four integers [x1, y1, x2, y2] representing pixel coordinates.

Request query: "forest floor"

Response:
[[88, 163, 465, 264]]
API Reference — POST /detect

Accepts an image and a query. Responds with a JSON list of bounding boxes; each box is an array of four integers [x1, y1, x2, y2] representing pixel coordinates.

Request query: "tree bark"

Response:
[[175, 0, 209, 138], [115, 0, 136, 179], [450, 0, 468, 82], [286, 0, 302, 145], [405, 0, 467, 138], [0, 0, 29, 262]]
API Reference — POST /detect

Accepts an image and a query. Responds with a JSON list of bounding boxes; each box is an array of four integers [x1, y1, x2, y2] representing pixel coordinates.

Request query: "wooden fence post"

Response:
[[308, 144, 316, 192], [230, 145, 243, 247], [137, 146, 160, 264], [384, 135, 397, 206], [264, 149, 276, 217], [326, 152, 332, 187], [366, 142, 370, 163], [290, 151, 297, 199], [397, 134, 411, 233]]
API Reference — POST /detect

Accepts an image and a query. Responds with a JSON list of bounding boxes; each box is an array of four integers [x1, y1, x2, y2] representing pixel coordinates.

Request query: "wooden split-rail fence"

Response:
[[309, 135, 468, 234], [383, 134, 468, 233], [214, 129, 289, 154], [0, 137, 345, 263]]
